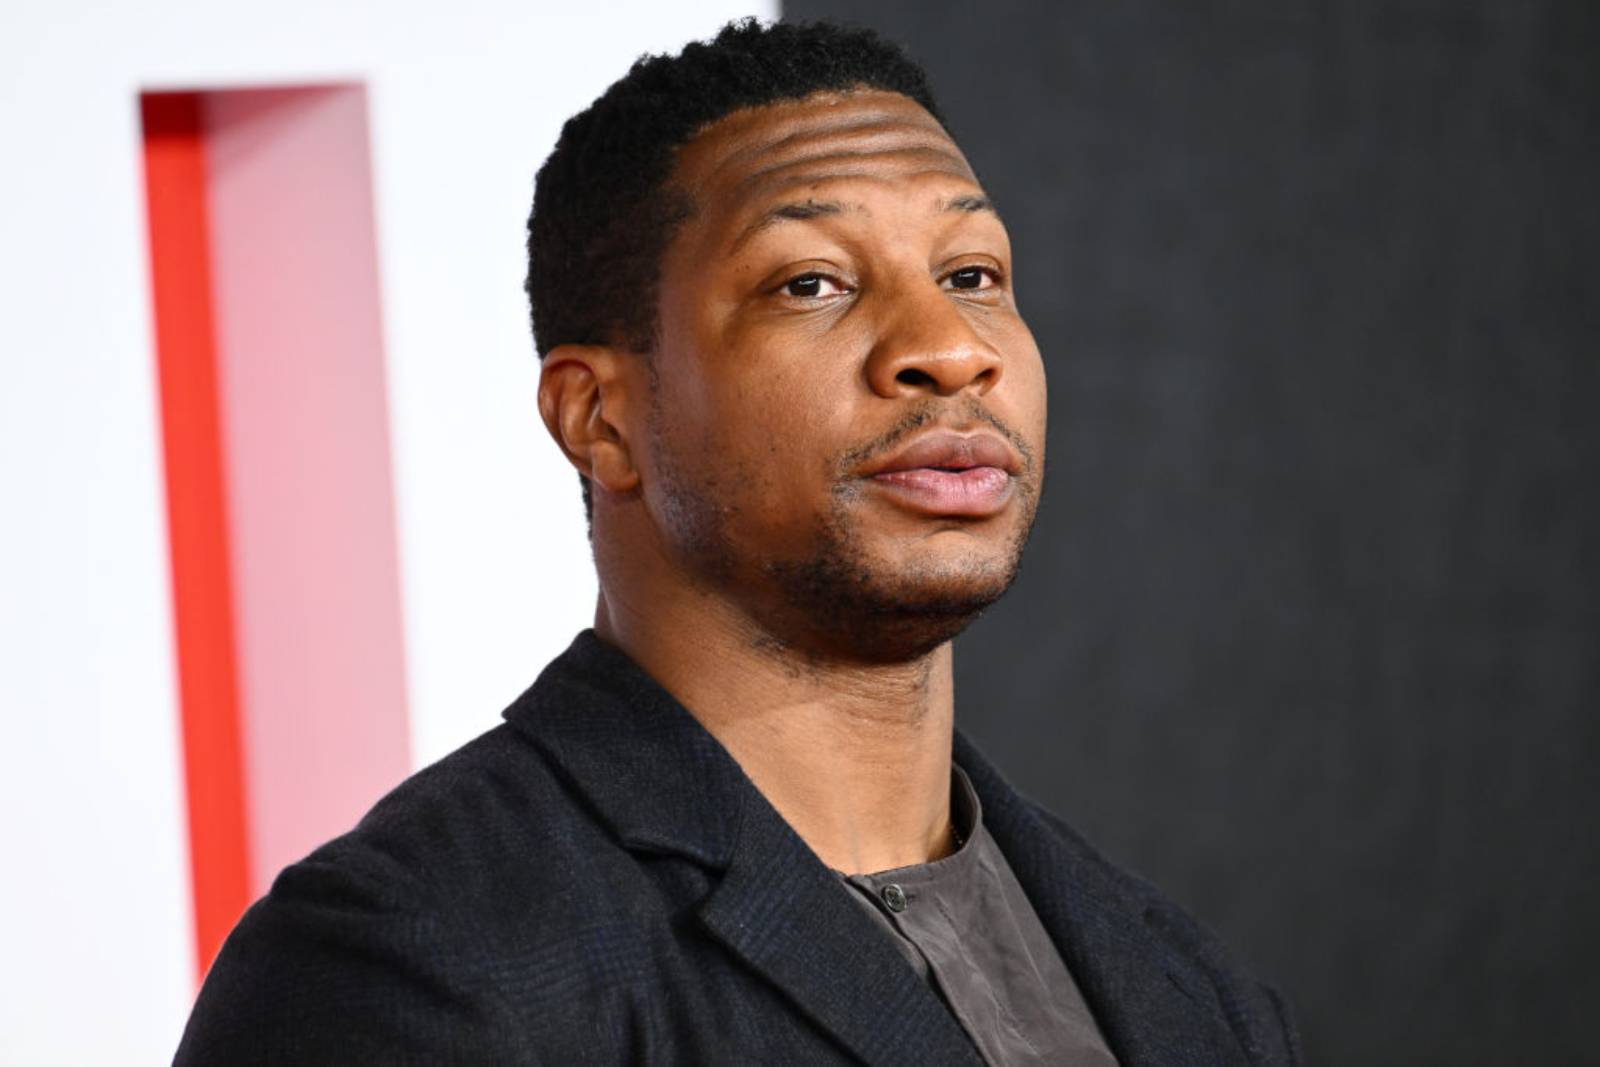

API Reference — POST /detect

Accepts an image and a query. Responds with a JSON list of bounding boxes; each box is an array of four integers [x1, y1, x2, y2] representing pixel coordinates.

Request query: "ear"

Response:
[[537, 344, 643, 496]]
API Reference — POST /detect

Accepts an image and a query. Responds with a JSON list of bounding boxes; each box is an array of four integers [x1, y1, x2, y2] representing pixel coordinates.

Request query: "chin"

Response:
[[761, 546, 1023, 664]]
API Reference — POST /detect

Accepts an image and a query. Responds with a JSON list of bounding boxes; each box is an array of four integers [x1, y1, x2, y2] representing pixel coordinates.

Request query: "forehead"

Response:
[[671, 90, 979, 232]]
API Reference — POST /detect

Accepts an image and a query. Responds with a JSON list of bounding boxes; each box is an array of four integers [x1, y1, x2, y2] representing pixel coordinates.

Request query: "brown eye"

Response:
[[948, 266, 988, 290], [780, 272, 848, 299], [785, 274, 824, 298]]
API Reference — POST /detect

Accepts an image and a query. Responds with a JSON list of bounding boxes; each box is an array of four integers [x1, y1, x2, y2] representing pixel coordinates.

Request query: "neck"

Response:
[[596, 582, 957, 876]]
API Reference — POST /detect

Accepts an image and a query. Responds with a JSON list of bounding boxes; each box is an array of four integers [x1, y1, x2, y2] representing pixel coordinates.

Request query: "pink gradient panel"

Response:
[[204, 86, 411, 893]]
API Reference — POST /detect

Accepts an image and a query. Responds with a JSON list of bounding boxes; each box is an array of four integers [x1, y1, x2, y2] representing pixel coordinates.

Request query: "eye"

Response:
[[781, 272, 849, 299], [945, 265, 998, 291]]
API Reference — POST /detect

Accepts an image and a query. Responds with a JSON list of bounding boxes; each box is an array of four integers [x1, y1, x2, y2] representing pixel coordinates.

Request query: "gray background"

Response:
[[781, 2, 1599, 1063]]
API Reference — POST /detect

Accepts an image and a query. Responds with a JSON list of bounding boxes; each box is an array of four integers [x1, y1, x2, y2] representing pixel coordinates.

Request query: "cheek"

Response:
[[1020, 357, 1048, 437], [997, 326, 1048, 439], [739, 393, 841, 501], [657, 384, 821, 498], [710, 330, 862, 467]]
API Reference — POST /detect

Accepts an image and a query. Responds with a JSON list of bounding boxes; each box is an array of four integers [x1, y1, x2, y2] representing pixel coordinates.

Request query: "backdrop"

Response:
[[782, 2, 1599, 1063], [0, 4, 769, 1062]]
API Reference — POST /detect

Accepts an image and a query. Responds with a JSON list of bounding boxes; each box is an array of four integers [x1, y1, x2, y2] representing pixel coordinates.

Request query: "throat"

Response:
[[596, 583, 961, 873], [700, 648, 958, 875]]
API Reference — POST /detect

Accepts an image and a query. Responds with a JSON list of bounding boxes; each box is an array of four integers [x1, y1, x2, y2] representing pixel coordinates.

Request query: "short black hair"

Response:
[[524, 18, 944, 520]]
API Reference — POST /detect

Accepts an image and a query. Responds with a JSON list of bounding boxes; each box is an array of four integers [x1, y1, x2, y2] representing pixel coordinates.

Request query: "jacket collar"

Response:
[[956, 734, 1248, 1066], [504, 629, 746, 866], [504, 631, 1242, 1067], [504, 631, 983, 1066]]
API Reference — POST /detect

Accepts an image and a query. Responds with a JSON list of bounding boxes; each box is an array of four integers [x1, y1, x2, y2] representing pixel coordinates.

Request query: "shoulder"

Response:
[[177, 724, 654, 1064], [266, 722, 617, 923], [956, 729, 1301, 1065], [332, 722, 600, 891], [1029, 801, 1303, 1066]]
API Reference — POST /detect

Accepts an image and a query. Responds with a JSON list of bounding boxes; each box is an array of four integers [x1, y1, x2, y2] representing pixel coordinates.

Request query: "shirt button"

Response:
[[881, 884, 907, 913]]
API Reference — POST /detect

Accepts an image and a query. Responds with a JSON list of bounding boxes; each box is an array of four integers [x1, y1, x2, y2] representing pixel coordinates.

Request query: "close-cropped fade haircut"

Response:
[[524, 18, 945, 520]]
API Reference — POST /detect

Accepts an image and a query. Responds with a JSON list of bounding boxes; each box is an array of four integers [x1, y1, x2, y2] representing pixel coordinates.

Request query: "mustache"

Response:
[[835, 397, 1036, 475]]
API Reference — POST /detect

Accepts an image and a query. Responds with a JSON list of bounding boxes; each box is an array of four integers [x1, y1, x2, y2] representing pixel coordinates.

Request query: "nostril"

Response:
[[896, 368, 936, 388]]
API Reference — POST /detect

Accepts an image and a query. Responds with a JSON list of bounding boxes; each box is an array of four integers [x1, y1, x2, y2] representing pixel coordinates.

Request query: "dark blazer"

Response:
[[176, 631, 1300, 1065]]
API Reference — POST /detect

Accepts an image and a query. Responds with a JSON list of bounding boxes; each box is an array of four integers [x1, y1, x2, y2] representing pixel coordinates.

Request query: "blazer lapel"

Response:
[[956, 733, 1248, 1067], [509, 632, 981, 1067], [697, 794, 983, 1067]]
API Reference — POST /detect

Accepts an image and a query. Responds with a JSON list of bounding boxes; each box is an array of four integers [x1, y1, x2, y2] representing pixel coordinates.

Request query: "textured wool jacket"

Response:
[[176, 631, 1301, 1065]]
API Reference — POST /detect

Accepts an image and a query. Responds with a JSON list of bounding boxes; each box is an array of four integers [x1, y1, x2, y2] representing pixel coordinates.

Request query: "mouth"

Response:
[[858, 430, 1020, 518]]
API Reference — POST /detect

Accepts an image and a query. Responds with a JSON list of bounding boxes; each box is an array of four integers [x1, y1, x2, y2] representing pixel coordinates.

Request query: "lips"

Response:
[[859, 430, 1020, 518], [865, 431, 1021, 477]]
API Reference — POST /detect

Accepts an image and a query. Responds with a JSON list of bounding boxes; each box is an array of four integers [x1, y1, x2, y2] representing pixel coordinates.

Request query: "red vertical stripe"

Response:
[[140, 92, 253, 980]]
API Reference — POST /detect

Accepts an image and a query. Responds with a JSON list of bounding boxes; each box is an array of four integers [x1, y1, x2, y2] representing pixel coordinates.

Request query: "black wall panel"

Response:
[[779, 3, 1599, 1063]]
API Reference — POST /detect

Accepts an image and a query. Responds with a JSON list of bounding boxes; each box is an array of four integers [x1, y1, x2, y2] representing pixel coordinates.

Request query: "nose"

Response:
[[864, 278, 1004, 398]]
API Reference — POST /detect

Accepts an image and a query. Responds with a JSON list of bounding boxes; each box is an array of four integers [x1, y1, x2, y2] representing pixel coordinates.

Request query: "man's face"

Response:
[[640, 89, 1047, 662]]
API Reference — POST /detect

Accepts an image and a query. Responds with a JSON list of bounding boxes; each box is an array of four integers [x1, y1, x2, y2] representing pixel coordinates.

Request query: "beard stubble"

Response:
[[651, 394, 1043, 664]]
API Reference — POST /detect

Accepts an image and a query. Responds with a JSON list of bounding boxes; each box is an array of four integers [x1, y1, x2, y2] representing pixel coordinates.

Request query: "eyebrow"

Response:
[[944, 194, 997, 217], [729, 193, 998, 252], [730, 199, 850, 251]]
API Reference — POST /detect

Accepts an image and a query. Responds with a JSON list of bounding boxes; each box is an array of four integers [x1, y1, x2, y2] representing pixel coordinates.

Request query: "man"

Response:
[[178, 20, 1299, 1065]]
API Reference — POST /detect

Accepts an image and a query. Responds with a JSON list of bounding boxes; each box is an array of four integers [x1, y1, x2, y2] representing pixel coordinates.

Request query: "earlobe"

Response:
[[537, 344, 642, 495]]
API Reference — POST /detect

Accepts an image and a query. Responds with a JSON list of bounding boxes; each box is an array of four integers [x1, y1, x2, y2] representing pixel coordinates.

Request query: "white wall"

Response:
[[0, 1, 773, 1061]]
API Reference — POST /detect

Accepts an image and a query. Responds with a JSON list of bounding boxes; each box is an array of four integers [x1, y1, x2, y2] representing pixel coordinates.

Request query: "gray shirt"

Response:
[[837, 767, 1120, 1066]]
